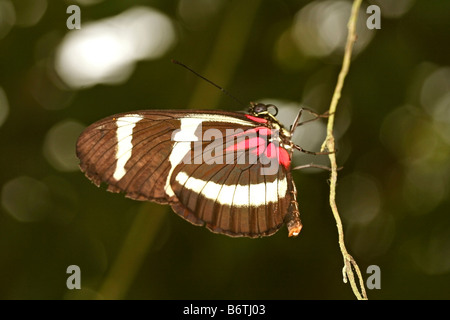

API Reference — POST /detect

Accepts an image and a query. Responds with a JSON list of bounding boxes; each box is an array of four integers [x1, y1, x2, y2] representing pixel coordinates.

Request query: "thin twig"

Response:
[[320, 0, 368, 300]]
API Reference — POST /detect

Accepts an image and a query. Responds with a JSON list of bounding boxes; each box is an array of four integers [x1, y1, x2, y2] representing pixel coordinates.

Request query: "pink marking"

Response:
[[264, 143, 291, 168], [245, 115, 267, 124], [278, 147, 291, 168], [225, 137, 266, 151], [265, 143, 277, 158], [256, 127, 272, 136], [226, 127, 272, 153], [250, 142, 267, 156], [223, 125, 290, 168], [231, 128, 258, 138], [231, 127, 272, 138]]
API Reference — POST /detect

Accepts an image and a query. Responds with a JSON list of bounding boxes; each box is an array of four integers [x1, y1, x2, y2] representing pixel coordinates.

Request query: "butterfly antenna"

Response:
[[171, 59, 246, 108]]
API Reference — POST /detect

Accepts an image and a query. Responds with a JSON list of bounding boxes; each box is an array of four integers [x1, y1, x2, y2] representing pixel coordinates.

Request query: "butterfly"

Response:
[[76, 102, 328, 238]]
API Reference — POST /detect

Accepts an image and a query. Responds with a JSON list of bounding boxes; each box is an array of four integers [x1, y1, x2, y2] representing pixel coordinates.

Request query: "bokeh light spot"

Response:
[[347, 213, 395, 259], [11, 0, 47, 27], [0, 86, 10, 128], [291, 0, 373, 58], [1, 176, 50, 222], [380, 94, 450, 215], [54, 6, 177, 89], [74, 0, 105, 6], [43, 119, 85, 172], [410, 222, 450, 275], [420, 67, 450, 143], [337, 173, 381, 225], [380, 105, 437, 163], [0, 0, 15, 40]]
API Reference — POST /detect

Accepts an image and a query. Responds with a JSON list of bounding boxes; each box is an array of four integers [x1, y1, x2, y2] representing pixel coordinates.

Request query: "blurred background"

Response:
[[0, 0, 449, 300]]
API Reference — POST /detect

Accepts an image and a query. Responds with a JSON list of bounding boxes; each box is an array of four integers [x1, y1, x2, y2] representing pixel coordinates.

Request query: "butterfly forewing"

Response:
[[77, 111, 181, 203]]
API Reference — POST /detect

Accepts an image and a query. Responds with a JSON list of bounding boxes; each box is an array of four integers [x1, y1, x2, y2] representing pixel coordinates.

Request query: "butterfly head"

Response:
[[249, 102, 292, 140], [249, 102, 278, 117]]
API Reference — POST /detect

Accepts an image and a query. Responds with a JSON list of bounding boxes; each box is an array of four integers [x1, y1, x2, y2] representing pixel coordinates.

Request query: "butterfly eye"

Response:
[[253, 103, 268, 114], [253, 103, 279, 117]]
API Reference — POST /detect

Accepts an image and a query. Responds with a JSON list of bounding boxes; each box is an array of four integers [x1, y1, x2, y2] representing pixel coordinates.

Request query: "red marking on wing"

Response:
[[224, 126, 290, 168], [249, 142, 267, 156], [225, 137, 266, 152], [278, 147, 291, 168], [226, 127, 271, 152], [245, 115, 268, 124], [264, 143, 291, 169], [229, 127, 272, 139], [256, 127, 272, 136], [231, 128, 258, 138], [265, 142, 277, 158]]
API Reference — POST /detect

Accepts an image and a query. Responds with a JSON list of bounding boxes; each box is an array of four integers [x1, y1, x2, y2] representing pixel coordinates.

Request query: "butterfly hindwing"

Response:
[[169, 152, 291, 237]]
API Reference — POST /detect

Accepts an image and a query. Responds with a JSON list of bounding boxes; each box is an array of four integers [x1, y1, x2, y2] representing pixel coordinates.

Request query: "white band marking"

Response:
[[184, 113, 255, 127], [113, 115, 143, 181], [175, 171, 287, 207], [164, 118, 203, 197]]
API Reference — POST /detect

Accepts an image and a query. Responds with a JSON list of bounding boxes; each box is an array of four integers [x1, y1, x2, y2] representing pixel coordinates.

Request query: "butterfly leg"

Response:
[[293, 144, 335, 155], [292, 163, 343, 172], [285, 177, 302, 237], [290, 107, 331, 135]]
